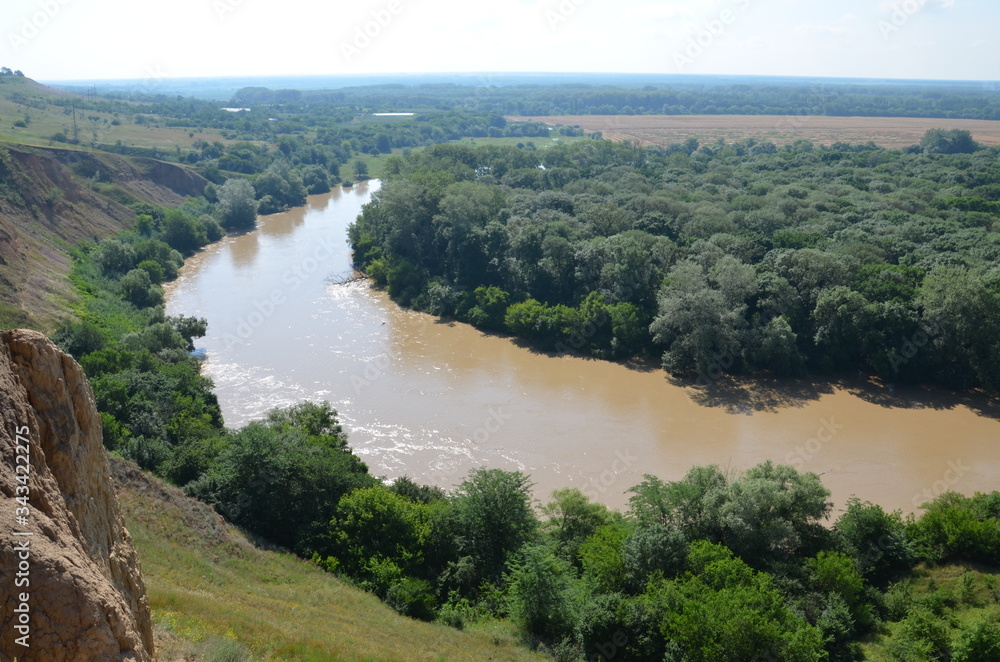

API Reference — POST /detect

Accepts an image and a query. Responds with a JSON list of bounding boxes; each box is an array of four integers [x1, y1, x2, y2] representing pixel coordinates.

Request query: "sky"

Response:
[[1, 0, 998, 83]]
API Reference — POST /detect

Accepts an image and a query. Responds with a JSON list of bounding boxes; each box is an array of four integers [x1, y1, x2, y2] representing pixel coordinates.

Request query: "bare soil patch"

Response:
[[508, 114, 1000, 149]]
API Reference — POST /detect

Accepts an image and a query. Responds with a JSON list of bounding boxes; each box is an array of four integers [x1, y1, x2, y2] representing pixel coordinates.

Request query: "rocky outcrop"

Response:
[[0, 330, 153, 661]]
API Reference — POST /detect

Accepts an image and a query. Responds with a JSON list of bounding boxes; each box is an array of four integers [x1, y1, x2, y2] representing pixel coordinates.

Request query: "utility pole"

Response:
[[72, 101, 79, 143]]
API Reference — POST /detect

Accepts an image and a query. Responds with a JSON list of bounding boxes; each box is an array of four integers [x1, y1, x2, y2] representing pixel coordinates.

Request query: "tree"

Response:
[[918, 266, 1000, 390], [119, 268, 163, 308], [96, 238, 137, 275], [187, 419, 375, 550], [169, 315, 208, 352], [301, 165, 330, 194], [650, 261, 747, 377], [921, 128, 978, 154], [834, 498, 912, 586], [622, 523, 688, 592], [162, 210, 207, 255], [464, 285, 510, 330], [648, 542, 826, 661], [453, 468, 538, 586], [542, 487, 613, 564], [321, 486, 430, 577], [952, 615, 1000, 662], [629, 463, 831, 568], [507, 544, 578, 643], [216, 178, 257, 231]]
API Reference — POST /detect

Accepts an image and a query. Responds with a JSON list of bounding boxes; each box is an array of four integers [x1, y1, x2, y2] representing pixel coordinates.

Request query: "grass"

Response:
[[112, 458, 547, 662], [860, 562, 1000, 660], [0, 75, 228, 154]]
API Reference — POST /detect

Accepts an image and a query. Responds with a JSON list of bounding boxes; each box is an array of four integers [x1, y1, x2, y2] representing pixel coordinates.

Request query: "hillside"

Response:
[[111, 457, 548, 662], [0, 141, 207, 330], [0, 74, 229, 154]]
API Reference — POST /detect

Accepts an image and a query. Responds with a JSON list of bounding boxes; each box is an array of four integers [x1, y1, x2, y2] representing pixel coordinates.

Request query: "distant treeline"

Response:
[[232, 80, 1000, 120], [350, 132, 1000, 392]]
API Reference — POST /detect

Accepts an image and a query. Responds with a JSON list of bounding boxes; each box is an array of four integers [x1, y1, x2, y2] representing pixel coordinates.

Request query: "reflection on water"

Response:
[[166, 182, 1000, 514]]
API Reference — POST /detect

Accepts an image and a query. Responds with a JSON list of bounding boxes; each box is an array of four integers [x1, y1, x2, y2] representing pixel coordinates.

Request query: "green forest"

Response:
[[50, 166, 1000, 661], [348, 131, 1000, 392]]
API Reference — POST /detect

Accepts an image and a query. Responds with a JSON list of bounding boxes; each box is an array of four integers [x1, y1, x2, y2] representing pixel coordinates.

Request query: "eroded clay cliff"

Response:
[[0, 329, 153, 661]]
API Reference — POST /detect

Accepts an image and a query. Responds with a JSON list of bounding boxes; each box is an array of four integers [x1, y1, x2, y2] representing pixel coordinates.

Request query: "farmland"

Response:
[[507, 114, 1000, 148]]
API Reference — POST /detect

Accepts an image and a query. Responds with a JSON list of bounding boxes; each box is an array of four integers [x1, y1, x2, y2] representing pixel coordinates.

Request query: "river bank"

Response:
[[165, 183, 1000, 514]]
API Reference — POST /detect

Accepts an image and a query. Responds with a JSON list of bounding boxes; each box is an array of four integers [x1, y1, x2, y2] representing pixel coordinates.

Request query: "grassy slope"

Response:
[[0, 76, 215, 331], [0, 75, 228, 153], [111, 458, 547, 662]]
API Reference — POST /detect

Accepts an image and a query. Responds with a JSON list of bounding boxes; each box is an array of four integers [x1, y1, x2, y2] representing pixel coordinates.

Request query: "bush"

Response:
[[186, 411, 375, 550], [319, 486, 430, 577], [910, 492, 1000, 564], [507, 545, 578, 642], [385, 577, 437, 621], [952, 614, 1000, 662], [119, 269, 164, 308], [120, 435, 172, 473], [835, 498, 913, 586], [622, 524, 688, 592], [54, 320, 107, 358], [896, 607, 952, 660], [136, 259, 165, 284]]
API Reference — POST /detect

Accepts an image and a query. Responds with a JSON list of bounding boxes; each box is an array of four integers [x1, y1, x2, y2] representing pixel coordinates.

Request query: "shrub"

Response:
[[385, 577, 437, 621], [952, 614, 1000, 662], [507, 545, 578, 642]]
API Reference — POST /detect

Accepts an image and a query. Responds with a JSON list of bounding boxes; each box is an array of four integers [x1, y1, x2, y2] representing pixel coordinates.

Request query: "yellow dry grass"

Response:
[[507, 114, 1000, 149]]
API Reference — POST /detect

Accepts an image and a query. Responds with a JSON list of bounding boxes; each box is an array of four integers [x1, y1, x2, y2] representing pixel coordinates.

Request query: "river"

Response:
[[164, 183, 1000, 515]]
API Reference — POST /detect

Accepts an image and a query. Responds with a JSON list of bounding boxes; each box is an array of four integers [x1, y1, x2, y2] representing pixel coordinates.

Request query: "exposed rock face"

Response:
[[0, 330, 153, 661]]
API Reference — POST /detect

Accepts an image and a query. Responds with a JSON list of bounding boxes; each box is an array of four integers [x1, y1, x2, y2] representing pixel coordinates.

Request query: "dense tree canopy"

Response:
[[350, 137, 1000, 392]]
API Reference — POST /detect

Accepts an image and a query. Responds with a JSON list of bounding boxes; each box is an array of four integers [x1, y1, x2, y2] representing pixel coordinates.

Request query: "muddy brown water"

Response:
[[165, 183, 1000, 515]]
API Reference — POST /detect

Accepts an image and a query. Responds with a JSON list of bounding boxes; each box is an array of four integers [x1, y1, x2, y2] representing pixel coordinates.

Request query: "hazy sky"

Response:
[[2, 0, 998, 82]]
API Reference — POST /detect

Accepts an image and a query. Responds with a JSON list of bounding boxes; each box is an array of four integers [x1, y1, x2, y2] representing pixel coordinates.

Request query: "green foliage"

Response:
[[808, 550, 873, 631], [348, 139, 1000, 392], [385, 577, 438, 621], [95, 238, 137, 275], [453, 468, 538, 588], [896, 607, 953, 660], [579, 521, 631, 594], [541, 487, 613, 565], [506, 544, 578, 642], [216, 178, 257, 231], [648, 541, 826, 661], [622, 524, 688, 592], [909, 492, 1000, 564], [118, 268, 163, 308], [300, 164, 330, 194], [921, 128, 979, 154], [253, 160, 307, 211], [319, 486, 430, 577], [162, 209, 208, 255], [187, 416, 375, 550], [952, 613, 1000, 662], [628, 462, 831, 568], [834, 498, 913, 587], [464, 285, 510, 331], [53, 319, 107, 358]]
